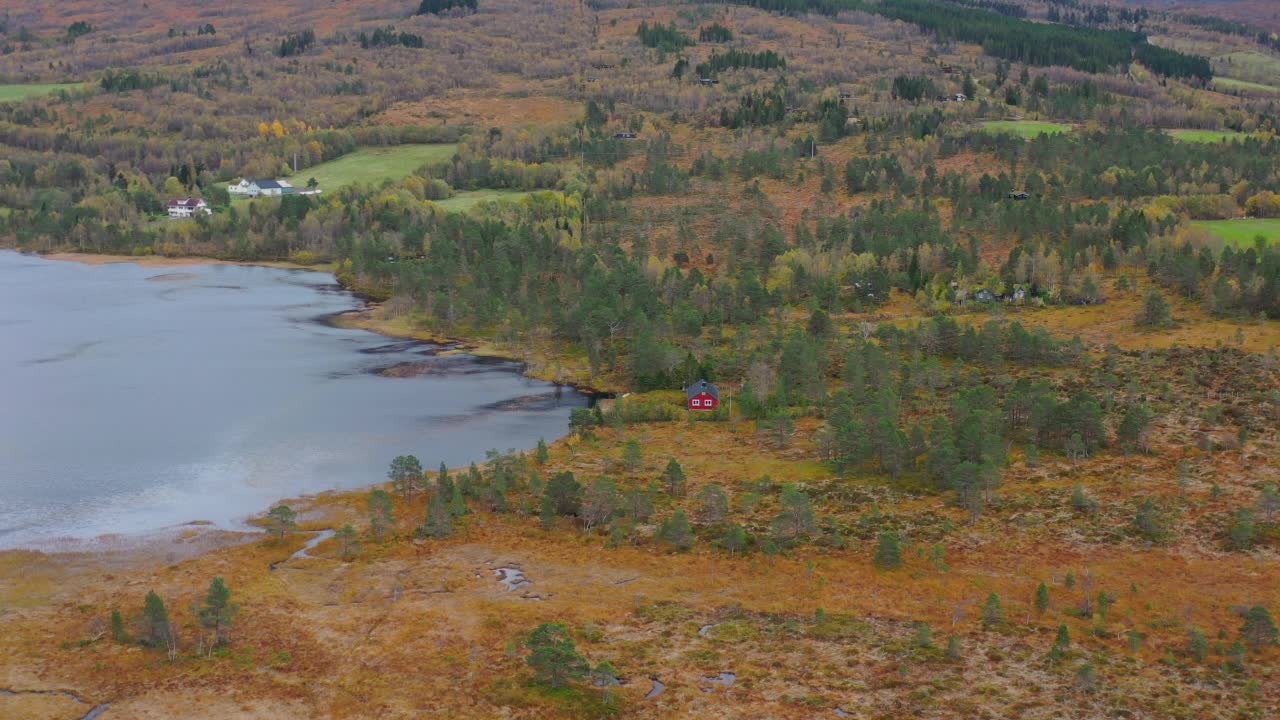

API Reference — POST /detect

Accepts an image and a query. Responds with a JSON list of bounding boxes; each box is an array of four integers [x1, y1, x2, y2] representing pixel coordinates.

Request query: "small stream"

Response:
[[289, 529, 335, 560], [644, 677, 665, 699], [0, 688, 110, 719]]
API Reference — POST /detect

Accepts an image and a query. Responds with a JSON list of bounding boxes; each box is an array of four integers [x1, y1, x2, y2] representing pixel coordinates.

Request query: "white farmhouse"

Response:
[[227, 178, 293, 198], [167, 198, 211, 218]]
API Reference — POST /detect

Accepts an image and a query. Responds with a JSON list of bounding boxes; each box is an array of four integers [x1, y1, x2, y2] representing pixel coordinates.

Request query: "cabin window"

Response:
[[691, 399, 701, 407]]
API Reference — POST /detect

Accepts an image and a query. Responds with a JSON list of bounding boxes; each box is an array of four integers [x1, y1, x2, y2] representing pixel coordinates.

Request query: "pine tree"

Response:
[[142, 590, 171, 647], [695, 483, 729, 525], [535, 438, 550, 465], [914, 622, 933, 648], [1136, 288, 1172, 327], [771, 485, 817, 544], [1054, 623, 1070, 650], [525, 623, 589, 689], [1241, 605, 1278, 649], [197, 576, 239, 646], [1074, 663, 1097, 693], [435, 461, 453, 495], [1228, 508, 1256, 550], [662, 458, 687, 497], [659, 510, 694, 551], [1187, 627, 1208, 662], [266, 504, 297, 540], [1257, 484, 1280, 522], [335, 523, 359, 558], [981, 592, 1003, 628], [545, 471, 582, 516], [450, 481, 468, 517], [874, 530, 903, 570], [720, 523, 748, 554], [368, 489, 395, 541], [539, 494, 557, 530], [110, 608, 128, 643], [1035, 581, 1050, 613], [388, 454, 423, 498], [622, 438, 643, 471], [420, 493, 453, 538]]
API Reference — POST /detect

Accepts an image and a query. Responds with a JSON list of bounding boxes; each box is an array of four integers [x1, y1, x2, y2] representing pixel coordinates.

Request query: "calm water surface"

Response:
[[0, 251, 585, 548]]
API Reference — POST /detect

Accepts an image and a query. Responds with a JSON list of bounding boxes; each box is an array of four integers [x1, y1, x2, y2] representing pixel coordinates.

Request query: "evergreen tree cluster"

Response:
[[416, 0, 478, 15], [719, 89, 787, 128], [359, 26, 425, 50], [699, 23, 734, 43], [636, 21, 693, 52], [276, 30, 316, 58], [695, 49, 785, 78]]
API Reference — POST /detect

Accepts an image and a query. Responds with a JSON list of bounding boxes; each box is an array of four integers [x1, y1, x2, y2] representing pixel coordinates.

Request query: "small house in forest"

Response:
[[167, 197, 210, 218], [1007, 190, 1030, 201], [614, 132, 638, 139], [686, 379, 720, 411]]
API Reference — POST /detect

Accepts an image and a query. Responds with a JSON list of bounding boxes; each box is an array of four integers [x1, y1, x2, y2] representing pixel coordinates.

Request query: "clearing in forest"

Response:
[[979, 120, 1072, 138], [293, 144, 458, 191], [1213, 77, 1280, 95], [1192, 218, 1280, 248], [1167, 128, 1250, 143], [433, 189, 536, 212], [0, 82, 86, 102]]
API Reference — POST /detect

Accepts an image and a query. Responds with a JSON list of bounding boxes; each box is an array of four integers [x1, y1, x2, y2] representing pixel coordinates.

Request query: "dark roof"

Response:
[[167, 197, 204, 208], [686, 379, 719, 400], [253, 179, 285, 189]]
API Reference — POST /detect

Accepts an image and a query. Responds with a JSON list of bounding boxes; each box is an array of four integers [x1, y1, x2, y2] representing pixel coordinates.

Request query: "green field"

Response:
[[979, 120, 1073, 138], [432, 189, 535, 212], [291, 144, 458, 191], [1167, 128, 1249, 144], [1213, 77, 1280, 96], [0, 82, 87, 102], [1192, 219, 1280, 249]]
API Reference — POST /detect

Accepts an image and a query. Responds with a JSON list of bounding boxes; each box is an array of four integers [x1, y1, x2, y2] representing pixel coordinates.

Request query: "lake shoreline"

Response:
[[0, 249, 596, 568]]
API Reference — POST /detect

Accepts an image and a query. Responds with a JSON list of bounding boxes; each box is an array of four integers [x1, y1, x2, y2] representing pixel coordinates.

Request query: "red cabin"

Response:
[[686, 379, 720, 411]]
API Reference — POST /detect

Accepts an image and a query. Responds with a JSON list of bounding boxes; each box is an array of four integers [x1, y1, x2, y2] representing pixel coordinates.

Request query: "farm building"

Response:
[[167, 197, 210, 218], [228, 178, 294, 198], [686, 379, 720, 411]]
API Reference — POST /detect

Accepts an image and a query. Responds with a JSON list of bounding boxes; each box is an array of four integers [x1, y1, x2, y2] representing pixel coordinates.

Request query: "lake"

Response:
[[0, 251, 586, 548]]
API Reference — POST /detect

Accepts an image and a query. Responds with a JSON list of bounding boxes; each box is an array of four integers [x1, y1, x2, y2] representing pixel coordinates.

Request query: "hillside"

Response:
[[0, 0, 1278, 718]]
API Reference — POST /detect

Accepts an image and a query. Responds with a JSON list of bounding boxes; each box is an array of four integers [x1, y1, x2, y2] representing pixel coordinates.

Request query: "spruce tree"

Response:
[[1035, 581, 1050, 613], [662, 458, 687, 497], [874, 530, 903, 569], [142, 590, 171, 647], [1241, 605, 1279, 649], [198, 576, 239, 646], [719, 523, 748, 554], [110, 608, 128, 643], [1188, 627, 1208, 662], [1054, 623, 1070, 650], [981, 592, 1003, 628], [421, 493, 454, 538], [368, 489, 395, 541], [659, 510, 694, 550], [1228, 509, 1255, 550]]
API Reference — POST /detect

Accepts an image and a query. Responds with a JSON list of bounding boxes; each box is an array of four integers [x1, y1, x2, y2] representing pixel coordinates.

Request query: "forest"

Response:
[[0, 0, 1278, 717]]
